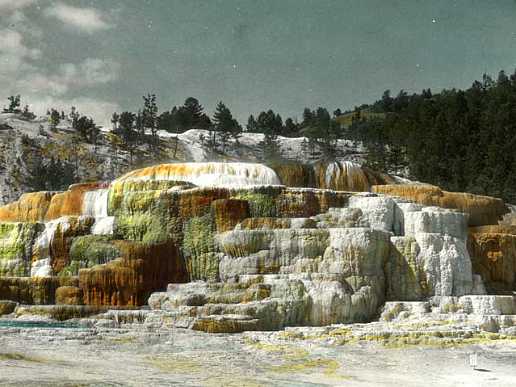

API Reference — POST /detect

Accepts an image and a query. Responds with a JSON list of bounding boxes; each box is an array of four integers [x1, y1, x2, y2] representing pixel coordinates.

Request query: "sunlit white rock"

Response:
[[415, 233, 473, 296], [405, 207, 468, 240], [31, 258, 52, 277], [91, 216, 115, 235], [459, 295, 516, 315], [82, 189, 109, 218], [348, 195, 396, 232], [115, 162, 282, 188], [31, 217, 71, 277]]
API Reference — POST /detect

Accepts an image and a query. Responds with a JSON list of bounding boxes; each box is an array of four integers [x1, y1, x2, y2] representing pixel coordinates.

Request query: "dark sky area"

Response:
[[2, 0, 516, 124]]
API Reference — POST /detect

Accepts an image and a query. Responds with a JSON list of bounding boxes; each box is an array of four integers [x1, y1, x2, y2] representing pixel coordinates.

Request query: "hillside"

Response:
[[0, 112, 366, 206]]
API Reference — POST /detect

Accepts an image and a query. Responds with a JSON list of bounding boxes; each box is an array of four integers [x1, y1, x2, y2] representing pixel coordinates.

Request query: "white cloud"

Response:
[[0, 5, 119, 125], [44, 3, 111, 33], [2, 56, 120, 125], [0, 29, 41, 86], [0, 0, 35, 13], [0, 29, 40, 58], [16, 57, 120, 96], [68, 58, 120, 84], [25, 96, 120, 127]]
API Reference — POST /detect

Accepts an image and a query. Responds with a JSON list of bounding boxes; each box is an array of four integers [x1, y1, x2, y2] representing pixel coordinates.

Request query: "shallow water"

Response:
[[0, 319, 79, 329]]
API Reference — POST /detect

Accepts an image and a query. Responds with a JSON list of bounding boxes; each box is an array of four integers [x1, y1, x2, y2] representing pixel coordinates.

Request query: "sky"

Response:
[[2, 0, 516, 126]]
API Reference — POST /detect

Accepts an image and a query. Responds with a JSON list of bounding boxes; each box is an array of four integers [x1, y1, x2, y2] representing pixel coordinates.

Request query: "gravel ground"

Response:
[[0, 325, 515, 387]]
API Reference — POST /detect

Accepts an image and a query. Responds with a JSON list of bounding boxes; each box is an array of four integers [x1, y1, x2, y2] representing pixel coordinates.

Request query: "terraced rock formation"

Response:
[[0, 161, 514, 335]]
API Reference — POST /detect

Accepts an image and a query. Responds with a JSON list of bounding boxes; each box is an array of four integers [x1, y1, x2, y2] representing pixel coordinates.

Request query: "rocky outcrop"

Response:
[[271, 161, 395, 191], [147, 185, 484, 333], [372, 184, 509, 226], [468, 225, 516, 293], [45, 182, 108, 220], [32, 216, 94, 277], [211, 199, 249, 233], [0, 161, 513, 334], [115, 162, 282, 187], [0, 185, 111, 223], [0, 300, 16, 315], [0, 222, 41, 276], [79, 240, 187, 306], [0, 192, 55, 223], [0, 276, 79, 305]]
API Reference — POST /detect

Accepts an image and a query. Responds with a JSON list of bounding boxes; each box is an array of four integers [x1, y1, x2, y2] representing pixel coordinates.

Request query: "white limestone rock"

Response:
[[459, 295, 516, 315], [313, 207, 363, 228], [385, 236, 424, 301], [30, 217, 72, 277], [471, 274, 487, 295], [392, 200, 423, 236], [115, 162, 282, 188], [348, 195, 396, 232], [217, 229, 329, 280], [405, 207, 468, 240], [380, 301, 431, 321], [304, 279, 353, 325], [320, 228, 390, 279], [82, 189, 109, 218], [415, 233, 473, 297], [30, 257, 52, 277], [91, 216, 115, 235]]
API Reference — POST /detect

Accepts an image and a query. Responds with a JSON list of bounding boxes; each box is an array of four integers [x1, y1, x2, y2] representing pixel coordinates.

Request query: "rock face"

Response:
[[468, 225, 516, 293], [0, 192, 54, 223], [79, 240, 186, 306], [115, 162, 282, 187], [271, 161, 394, 191], [0, 161, 513, 334], [145, 175, 493, 333], [372, 184, 509, 226]]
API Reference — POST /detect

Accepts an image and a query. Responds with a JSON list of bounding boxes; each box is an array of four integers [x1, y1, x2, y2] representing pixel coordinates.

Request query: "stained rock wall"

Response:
[[79, 240, 186, 306], [468, 225, 516, 293], [0, 192, 55, 223], [372, 184, 509, 226], [0, 162, 513, 329], [149, 190, 486, 332]]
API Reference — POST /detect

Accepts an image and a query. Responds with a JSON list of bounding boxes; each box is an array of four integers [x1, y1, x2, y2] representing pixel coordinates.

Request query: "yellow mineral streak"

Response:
[[373, 184, 509, 226], [0, 192, 55, 222]]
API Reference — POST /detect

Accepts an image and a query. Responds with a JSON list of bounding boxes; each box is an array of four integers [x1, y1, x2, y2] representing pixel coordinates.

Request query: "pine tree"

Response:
[[247, 115, 258, 132], [111, 112, 120, 131], [4, 95, 21, 113], [118, 111, 137, 164], [75, 116, 99, 145], [283, 118, 298, 137], [49, 109, 61, 131], [135, 110, 144, 143], [23, 155, 77, 191], [255, 110, 282, 135], [213, 102, 241, 151], [142, 94, 158, 144]]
